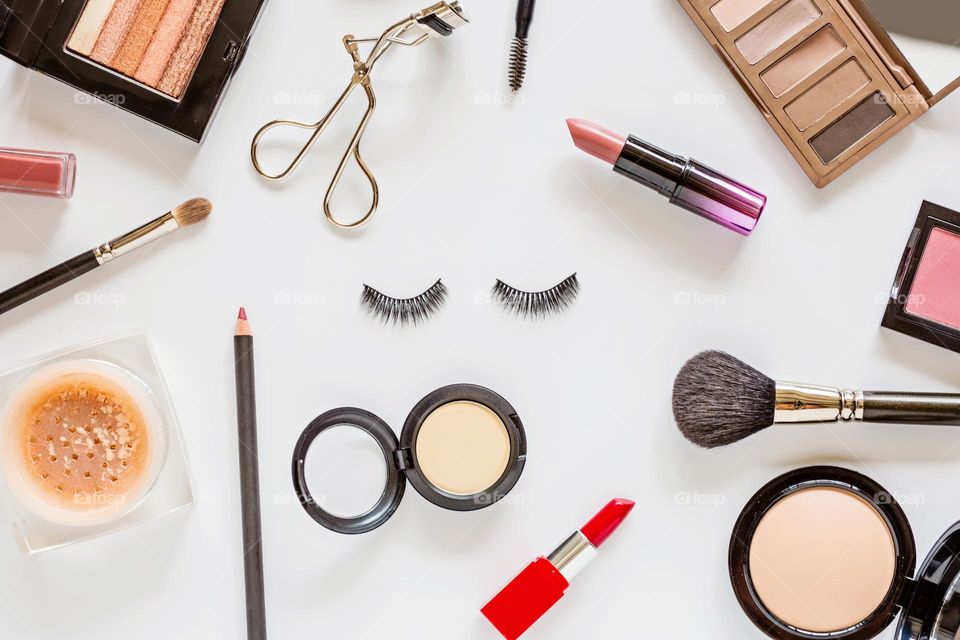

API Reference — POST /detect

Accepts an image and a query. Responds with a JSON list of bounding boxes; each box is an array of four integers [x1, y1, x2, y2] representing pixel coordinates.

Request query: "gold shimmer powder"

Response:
[[1, 361, 162, 526], [415, 401, 511, 496], [748, 486, 897, 633]]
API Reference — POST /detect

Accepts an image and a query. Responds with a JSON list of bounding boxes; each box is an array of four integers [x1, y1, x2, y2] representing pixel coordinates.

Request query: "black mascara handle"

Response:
[[515, 0, 537, 38], [863, 392, 960, 426], [0, 251, 99, 316]]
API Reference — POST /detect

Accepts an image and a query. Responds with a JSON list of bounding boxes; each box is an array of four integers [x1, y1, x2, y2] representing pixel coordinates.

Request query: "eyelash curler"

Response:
[[250, 2, 470, 230]]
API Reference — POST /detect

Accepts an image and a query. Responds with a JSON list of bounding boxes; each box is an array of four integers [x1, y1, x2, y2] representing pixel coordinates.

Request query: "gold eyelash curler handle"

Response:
[[250, 2, 470, 229]]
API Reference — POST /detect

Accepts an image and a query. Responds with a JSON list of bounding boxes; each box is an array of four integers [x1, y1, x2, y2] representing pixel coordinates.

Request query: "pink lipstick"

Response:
[[567, 118, 765, 235], [481, 498, 635, 640], [0, 147, 76, 199]]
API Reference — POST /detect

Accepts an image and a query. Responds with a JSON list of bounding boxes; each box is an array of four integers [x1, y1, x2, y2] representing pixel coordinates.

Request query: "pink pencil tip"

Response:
[[238, 307, 247, 320], [566, 118, 627, 166]]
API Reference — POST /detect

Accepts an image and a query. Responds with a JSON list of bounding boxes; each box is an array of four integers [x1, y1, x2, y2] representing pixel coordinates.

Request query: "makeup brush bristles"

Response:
[[508, 37, 529, 92], [672, 351, 776, 448], [171, 198, 213, 227]]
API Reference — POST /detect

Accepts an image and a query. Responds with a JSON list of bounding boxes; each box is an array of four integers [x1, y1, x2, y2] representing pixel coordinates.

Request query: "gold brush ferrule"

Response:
[[774, 382, 864, 423], [93, 212, 179, 265]]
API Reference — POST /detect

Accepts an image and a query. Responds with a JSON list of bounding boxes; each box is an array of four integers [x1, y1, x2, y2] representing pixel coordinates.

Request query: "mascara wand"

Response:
[[509, 0, 537, 91]]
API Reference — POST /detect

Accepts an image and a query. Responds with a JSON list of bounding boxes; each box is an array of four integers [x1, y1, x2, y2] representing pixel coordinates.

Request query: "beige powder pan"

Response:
[[292, 384, 526, 535], [730, 466, 960, 640]]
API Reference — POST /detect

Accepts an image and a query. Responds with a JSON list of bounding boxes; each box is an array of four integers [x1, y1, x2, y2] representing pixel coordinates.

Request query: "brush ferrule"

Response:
[[94, 213, 178, 265], [774, 383, 864, 423]]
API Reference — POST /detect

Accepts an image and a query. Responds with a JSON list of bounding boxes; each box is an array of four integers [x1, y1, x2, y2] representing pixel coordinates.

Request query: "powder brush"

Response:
[[672, 350, 960, 448], [0, 198, 212, 316]]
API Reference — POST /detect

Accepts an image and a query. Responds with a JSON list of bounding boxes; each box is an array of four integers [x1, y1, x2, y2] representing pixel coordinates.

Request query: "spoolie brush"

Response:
[[509, 0, 537, 92], [673, 350, 960, 448], [0, 198, 213, 316]]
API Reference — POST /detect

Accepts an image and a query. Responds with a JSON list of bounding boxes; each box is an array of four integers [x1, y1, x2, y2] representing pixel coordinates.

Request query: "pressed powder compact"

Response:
[[676, 0, 960, 187], [730, 466, 960, 640], [0, 359, 166, 527], [292, 384, 526, 535], [0, 0, 268, 141], [883, 201, 960, 354]]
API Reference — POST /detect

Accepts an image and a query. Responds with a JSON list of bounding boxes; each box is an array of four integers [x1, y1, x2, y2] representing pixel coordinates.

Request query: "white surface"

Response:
[[1, 1, 960, 638]]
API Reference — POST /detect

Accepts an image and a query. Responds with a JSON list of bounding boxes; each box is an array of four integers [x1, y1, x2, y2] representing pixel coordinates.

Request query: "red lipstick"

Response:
[[481, 498, 635, 640]]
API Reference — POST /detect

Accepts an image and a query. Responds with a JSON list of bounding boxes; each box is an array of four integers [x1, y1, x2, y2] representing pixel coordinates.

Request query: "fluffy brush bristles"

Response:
[[672, 350, 777, 448], [508, 37, 528, 92], [172, 198, 213, 227]]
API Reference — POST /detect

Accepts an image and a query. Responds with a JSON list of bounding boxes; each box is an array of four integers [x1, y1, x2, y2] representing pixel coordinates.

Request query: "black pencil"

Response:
[[234, 307, 267, 640]]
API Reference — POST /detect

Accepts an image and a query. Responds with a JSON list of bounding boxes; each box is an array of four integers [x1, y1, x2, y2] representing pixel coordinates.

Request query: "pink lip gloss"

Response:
[[0, 147, 77, 199]]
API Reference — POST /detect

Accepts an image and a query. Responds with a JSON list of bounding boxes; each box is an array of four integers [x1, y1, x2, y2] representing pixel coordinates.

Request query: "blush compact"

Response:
[[883, 201, 960, 354], [292, 384, 526, 535], [730, 466, 960, 640]]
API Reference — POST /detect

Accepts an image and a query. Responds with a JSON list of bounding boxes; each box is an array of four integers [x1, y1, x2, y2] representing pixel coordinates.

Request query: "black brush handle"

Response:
[[0, 251, 99, 316], [234, 334, 267, 640], [515, 0, 536, 38], [863, 392, 960, 425]]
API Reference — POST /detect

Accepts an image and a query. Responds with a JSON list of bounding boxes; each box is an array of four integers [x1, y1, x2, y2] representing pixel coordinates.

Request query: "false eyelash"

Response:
[[492, 273, 580, 318], [361, 279, 448, 326]]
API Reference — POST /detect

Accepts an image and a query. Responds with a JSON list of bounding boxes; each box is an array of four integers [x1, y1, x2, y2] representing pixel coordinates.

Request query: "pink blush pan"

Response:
[[905, 227, 960, 330]]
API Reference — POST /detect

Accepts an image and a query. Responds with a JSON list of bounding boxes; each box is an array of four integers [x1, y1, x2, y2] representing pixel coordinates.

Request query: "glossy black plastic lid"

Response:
[[730, 466, 917, 640], [897, 522, 960, 640], [292, 384, 526, 535]]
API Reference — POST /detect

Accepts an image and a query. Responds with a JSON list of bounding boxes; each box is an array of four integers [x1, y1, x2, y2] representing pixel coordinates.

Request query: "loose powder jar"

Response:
[[0, 359, 166, 527], [292, 384, 526, 535]]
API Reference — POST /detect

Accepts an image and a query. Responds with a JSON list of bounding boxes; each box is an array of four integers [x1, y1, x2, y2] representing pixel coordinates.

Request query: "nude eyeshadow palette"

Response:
[[0, 0, 268, 141]]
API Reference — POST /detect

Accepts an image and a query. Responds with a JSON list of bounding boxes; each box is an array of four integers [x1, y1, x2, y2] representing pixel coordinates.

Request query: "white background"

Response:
[[2, 1, 960, 638]]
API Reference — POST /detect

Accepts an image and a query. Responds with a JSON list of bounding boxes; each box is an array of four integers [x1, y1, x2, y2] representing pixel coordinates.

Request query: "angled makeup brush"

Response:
[[0, 198, 212, 316], [509, 0, 537, 91], [673, 350, 960, 448]]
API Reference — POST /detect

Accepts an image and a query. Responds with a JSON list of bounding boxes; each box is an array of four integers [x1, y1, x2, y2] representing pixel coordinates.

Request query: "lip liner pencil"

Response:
[[234, 307, 267, 640]]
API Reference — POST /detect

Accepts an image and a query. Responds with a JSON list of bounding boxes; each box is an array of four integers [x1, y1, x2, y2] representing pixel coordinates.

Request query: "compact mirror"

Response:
[[862, 0, 960, 96], [302, 425, 388, 519]]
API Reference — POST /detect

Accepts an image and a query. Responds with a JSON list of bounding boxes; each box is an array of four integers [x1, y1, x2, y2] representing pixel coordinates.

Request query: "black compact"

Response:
[[883, 201, 960, 355], [0, 0, 268, 142], [292, 384, 526, 535], [730, 466, 960, 640]]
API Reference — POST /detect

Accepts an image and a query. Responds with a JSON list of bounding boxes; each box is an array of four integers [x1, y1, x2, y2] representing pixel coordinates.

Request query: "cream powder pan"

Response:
[[748, 486, 896, 632]]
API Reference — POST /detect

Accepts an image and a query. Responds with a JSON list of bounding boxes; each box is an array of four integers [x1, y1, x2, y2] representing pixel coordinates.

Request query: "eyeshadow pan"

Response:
[[67, 0, 118, 56], [157, 0, 227, 99], [761, 26, 846, 97], [810, 92, 894, 163], [415, 401, 511, 496], [90, 0, 144, 65], [133, 0, 198, 87], [905, 227, 960, 329], [711, 0, 771, 32], [748, 487, 896, 633], [785, 59, 869, 130], [112, 0, 172, 75], [736, 0, 821, 64]]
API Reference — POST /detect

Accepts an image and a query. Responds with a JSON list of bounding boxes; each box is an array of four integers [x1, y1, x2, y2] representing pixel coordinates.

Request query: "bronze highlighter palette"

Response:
[[676, 0, 960, 187], [0, 0, 268, 141]]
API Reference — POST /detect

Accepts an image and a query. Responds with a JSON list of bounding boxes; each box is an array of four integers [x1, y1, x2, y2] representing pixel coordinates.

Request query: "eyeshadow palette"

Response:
[[0, 0, 267, 141], [676, 0, 960, 187], [883, 201, 960, 354]]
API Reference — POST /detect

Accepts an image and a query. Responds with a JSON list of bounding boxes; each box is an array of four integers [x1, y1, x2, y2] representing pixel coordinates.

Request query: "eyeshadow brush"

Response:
[[0, 198, 212, 316], [673, 350, 960, 448]]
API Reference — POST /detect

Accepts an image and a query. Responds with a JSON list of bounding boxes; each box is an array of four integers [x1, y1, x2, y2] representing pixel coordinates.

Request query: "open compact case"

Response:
[[292, 384, 526, 535], [883, 201, 960, 355], [676, 0, 960, 187], [0, 0, 268, 141], [730, 466, 960, 640]]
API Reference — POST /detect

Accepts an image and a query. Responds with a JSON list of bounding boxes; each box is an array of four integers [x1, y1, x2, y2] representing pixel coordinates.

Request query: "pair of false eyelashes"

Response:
[[361, 274, 580, 325]]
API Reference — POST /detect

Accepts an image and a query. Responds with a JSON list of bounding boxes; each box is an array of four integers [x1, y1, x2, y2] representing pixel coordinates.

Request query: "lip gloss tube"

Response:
[[0, 147, 77, 199]]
